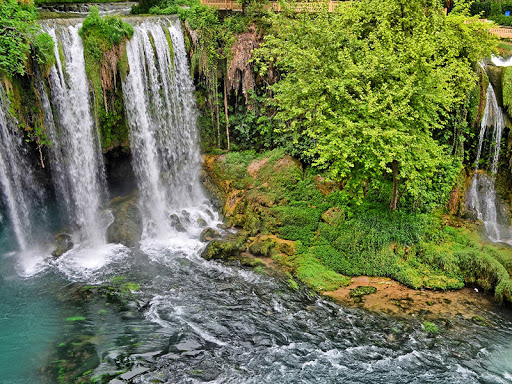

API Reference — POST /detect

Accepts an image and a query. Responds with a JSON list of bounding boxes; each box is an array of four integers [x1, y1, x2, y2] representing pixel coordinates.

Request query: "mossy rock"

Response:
[[279, 241, 295, 256], [321, 207, 345, 226], [349, 285, 377, 298], [52, 231, 74, 257], [249, 238, 277, 257], [240, 257, 264, 267], [200, 227, 221, 242], [106, 191, 142, 247], [201, 231, 249, 260]]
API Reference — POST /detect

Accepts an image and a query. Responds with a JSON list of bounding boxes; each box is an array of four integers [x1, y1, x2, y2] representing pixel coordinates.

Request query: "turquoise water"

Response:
[[0, 252, 61, 384], [1, 225, 512, 383]]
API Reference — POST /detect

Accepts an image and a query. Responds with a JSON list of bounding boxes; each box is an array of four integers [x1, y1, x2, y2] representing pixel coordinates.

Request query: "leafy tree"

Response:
[[0, 0, 54, 77], [255, 0, 495, 210]]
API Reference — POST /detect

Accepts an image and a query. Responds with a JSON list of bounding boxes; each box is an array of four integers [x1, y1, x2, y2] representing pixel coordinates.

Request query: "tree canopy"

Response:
[[255, 0, 496, 210]]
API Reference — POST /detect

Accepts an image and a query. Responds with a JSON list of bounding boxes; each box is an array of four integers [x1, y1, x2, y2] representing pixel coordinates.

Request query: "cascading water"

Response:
[[0, 92, 44, 251], [42, 22, 109, 246], [122, 18, 216, 241], [467, 82, 512, 242]]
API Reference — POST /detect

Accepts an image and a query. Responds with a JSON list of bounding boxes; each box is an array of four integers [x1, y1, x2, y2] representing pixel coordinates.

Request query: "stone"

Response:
[[249, 238, 277, 257], [201, 232, 248, 260], [170, 214, 186, 232], [119, 367, 149, 380], [200, 227, 221, 242], [106, 192, 143, 247], [197, 217, 208, 227], [52, 231, 73, 257]]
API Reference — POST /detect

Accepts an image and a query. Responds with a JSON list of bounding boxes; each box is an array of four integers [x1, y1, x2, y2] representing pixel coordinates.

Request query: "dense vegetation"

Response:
[[0, 0, 54, 77], [210, 150, 512, 302], [79, 7, 133, 151], [471, 0, 512, 26], [255, 0, 495, 211]]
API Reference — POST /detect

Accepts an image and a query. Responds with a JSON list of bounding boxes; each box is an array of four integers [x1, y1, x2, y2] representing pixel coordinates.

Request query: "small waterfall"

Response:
[[42, 22, 109, 246], [467, 83, 511, 242], [0, 92, 44, 250], [122, 19, 212, 240]]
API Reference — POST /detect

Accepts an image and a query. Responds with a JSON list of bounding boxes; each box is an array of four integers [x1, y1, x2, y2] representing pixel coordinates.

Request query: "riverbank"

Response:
[[201, 150, 512, 314]]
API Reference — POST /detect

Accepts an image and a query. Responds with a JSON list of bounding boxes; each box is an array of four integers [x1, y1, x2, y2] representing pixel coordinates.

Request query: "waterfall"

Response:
[[122, 19, 212, 240], [42, 22, 109, 246], [467, 83, 511, 242], [0, 92, 44, 250]]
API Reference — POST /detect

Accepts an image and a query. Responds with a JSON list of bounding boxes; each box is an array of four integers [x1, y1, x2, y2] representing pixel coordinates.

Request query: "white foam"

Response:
[[491, 55, 512, 67], [51, 243, 130, 282]]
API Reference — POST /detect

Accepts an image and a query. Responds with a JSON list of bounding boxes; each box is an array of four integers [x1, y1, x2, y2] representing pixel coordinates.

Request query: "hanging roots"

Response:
[[227, 24, 262, 107]]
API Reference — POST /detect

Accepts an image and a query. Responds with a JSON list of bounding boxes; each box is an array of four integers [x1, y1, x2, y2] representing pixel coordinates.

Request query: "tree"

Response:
[[255, 0, 495, 210]]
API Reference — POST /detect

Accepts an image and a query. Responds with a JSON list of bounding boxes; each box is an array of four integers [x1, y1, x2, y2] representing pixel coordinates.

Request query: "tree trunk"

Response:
[[224, 80, 230, 151], [389, 160, 399, 211]]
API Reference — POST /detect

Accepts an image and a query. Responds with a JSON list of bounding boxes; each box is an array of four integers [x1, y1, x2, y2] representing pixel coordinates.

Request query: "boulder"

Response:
[[200, 227, 221, 242], [106, 192, 143, 247], [52, 231, 73, 257], [170, 214, 186, 232], [201, 231, 248, 260]]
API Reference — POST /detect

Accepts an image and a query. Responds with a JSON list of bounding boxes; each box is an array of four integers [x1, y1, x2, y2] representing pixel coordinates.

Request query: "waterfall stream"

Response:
[[467, 82, 511, 243], [0, 92, 44, 251], [43, 22, 109, 247], [122, 18, 215, 241]]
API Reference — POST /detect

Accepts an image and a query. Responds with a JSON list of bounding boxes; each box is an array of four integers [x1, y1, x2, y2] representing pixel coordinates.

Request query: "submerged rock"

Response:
[[106, 191, 143, 247], [200, 227, 221, 242], [52, 231, 73, 257]]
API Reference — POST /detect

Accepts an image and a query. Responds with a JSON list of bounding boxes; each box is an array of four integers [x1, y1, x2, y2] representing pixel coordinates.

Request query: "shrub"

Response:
[[0, 0, 54, 77]]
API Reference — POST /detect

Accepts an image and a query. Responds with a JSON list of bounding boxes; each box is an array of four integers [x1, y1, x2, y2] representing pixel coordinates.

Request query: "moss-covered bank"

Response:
[[202, 150, 512, 305]]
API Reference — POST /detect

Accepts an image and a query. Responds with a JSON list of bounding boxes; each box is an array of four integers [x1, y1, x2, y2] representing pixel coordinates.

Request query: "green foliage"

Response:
[[80, 7, 134, 46], [503, 67, 512, 116], [79, 7, 133, 151], [349, 286, 377, 298], [293, 252, 351, 292], [255, 0, 496, 210], [0, 0, 54, 77], [422, 321, 440, 334]]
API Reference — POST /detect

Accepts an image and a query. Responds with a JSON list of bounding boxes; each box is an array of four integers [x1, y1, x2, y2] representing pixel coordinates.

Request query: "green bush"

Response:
[[0, 0, 54, 77]]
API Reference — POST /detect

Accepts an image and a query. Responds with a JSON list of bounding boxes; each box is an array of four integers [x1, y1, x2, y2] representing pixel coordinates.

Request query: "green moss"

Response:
[[163, 25, 175, 71], [65, 316, 86, 322], [294, 253, 351, 292], [422, 321, 440, 334], [349, 286, 377, 298], [79, 7, 133, 152]]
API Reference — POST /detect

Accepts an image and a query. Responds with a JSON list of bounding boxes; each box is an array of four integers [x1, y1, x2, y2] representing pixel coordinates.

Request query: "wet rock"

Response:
[[201, 232, 248, 260], [175, 339, 202, 351], [181, 210, 191, 222], [106, 192, 142, 247], [249, 238, 277, 257], [170, 214, 186, 232], [119, 367, 149, 380], [200, 227, 221, 242], [52, 231, 73, 257], [197, 217, 208, 227]]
